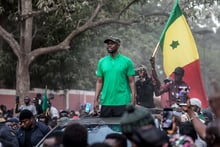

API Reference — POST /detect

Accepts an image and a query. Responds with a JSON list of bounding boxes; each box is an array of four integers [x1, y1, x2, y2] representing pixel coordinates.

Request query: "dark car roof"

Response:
[[36, 108, 163, 147], [35, 116, 123, 147]]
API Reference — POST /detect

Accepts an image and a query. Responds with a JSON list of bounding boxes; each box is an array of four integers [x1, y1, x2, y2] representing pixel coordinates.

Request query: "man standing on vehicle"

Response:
[[94, 36, 136, 117]]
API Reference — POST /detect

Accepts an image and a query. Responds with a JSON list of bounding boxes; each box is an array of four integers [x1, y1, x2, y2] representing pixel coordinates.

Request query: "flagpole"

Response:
[[151, 42, 160, 58]]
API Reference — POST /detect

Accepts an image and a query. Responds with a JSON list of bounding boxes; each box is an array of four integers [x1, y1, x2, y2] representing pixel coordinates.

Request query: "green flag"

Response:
[[42, 88, 48, 112]]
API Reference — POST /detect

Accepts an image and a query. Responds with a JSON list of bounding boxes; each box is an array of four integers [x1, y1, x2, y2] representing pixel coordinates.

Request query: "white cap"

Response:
[[190, 98, 202, 108]]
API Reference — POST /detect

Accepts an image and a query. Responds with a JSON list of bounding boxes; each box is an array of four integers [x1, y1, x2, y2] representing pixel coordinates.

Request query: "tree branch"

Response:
[[64, 18, 139, 45], [118, 0, 139, 17], [88, 1, 103, 23], [0, 25, 20, 57], [27, 1, 166, 64], [28, 18, 139, 63], [20, 5, 60, 20]]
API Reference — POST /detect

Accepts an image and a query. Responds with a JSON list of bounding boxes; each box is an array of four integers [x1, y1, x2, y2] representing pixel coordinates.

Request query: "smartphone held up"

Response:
[[177, 86, 190, 106], [162, 108, 173, 130]]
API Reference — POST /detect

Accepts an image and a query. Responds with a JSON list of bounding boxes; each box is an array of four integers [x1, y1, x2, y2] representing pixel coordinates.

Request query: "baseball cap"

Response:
[[173, 67, 184, 75], [190, 98, 202, 108], [24, 96, 30, 100], [104, 36, 121, 45]]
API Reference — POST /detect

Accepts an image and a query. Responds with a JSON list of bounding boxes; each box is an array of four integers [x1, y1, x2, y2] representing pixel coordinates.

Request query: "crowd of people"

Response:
[[0, 36, 220, 147]]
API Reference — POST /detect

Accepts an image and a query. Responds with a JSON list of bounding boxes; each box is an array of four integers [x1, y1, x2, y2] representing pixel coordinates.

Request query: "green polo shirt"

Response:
[[96, 53, 135, 106]]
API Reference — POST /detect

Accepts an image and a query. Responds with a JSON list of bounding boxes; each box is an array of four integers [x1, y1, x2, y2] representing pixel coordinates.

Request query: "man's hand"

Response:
[[180, 96, 191, 112], [150, 56, 155, 69], [93, 99, 99, 114]]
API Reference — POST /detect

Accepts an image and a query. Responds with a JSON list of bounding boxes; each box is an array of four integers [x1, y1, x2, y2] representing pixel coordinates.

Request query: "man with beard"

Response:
[[16, 96, 37, 116], [93, 36, 135, 117]]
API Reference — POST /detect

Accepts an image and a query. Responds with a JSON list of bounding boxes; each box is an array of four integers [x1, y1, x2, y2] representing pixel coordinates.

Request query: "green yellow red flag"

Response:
[[159, 0, 208, 108]]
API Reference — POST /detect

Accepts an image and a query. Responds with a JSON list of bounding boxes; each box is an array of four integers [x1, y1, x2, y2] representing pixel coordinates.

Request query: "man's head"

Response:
[[190, 98, 202, 113], [63, 123, 88, 147], [104, 133, 127, 147], [24, 96, 31, 105], [7, 117, 19, 131], [202, 109, 214, 125], [137, 65, 147, 79], [19, 109, 34, 129], [179, 121, 197, 142], [132, 127, 170, 147], [104, 36, 121, 54], [49, 93, 55, 100], [43, 131, 63, 147], [173, 67, 184, 82], [120, 105, 155, 140]]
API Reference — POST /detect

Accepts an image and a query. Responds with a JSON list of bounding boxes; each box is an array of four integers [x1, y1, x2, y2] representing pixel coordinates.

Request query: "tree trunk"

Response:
[[17, 0, 33, 104], [16, 57, 30, 104]]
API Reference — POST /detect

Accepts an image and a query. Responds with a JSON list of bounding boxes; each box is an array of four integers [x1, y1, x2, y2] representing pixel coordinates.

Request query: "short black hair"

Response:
[[89, 142, 111, 147], [46, 131, 63, 145], [179, 121, 197, 141], [63, 123, 88, 147], [105, 133, 127, 147]]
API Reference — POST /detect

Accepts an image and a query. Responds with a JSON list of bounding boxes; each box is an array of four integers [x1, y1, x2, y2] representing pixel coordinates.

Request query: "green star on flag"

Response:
[[170, 40, 179, 49]]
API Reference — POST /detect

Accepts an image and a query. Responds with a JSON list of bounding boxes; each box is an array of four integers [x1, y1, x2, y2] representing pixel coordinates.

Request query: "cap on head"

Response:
[[190, 98, 202, 108], [104, 36, 121, 45], [7, 117, 19, 123], [120, 105, 155, 136], [138, 65, 147, 72], [19, 109, 33, 121], [173, 67, 184, 76], [24, 96, 30, 100]]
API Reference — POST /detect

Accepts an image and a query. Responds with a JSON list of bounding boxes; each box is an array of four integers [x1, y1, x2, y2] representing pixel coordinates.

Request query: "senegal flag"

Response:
[[159, 0, 208, 108]]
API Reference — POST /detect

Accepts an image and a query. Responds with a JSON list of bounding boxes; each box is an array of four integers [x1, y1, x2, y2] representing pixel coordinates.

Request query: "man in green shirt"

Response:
[[94, 36, 136, 117]]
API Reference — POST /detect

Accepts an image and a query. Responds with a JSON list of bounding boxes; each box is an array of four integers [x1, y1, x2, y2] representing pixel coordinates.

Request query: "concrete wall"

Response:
[[0, 88, 95, 112]]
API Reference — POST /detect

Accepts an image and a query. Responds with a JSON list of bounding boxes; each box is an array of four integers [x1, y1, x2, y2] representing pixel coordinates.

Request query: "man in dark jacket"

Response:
[[16, 109, 50, 147], [135, 63, 161, 108], [0, 109, 19, 147]]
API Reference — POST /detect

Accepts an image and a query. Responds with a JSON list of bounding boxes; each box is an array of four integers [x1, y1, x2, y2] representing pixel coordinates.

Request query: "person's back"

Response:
[[62, 123, 88, 147]]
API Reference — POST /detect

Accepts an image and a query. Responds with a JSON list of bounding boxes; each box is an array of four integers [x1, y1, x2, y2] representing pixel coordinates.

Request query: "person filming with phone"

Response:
[[152, 64, 190, 107]]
